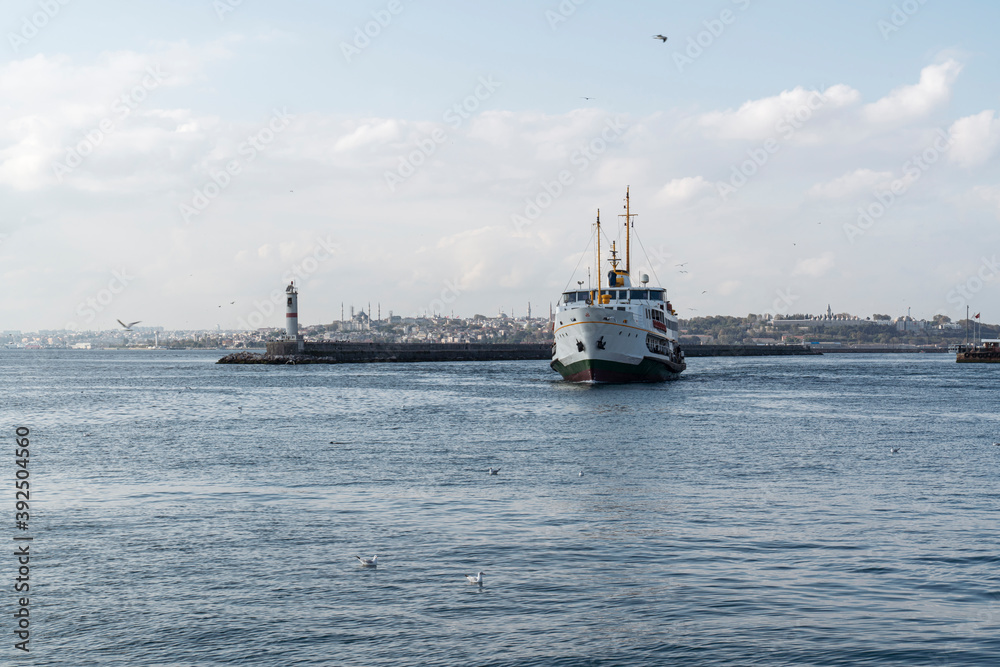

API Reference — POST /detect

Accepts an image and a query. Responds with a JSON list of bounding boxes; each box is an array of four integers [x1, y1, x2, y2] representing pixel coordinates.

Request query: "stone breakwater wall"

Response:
[[682, 345, 820, 357], [218, 342, 553, 365]]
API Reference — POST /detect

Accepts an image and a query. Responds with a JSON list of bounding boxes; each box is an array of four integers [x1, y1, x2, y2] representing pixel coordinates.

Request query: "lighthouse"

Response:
[[285, 281, 299, 341]]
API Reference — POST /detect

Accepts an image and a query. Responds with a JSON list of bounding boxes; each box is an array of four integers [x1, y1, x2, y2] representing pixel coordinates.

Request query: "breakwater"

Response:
[[807, 346, 948, 354], [683, 345, 819, 357], [217, 341, 827, 365], [218, 341, 552, 365]]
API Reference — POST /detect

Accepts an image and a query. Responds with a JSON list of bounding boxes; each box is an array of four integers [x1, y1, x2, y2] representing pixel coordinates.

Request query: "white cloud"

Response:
[[0, 43, 233, 191], [653, 176, 714, 205], [717, 280, 741, 296], [697, 84, 859, 142], [807, 169, 894, 200], [333, 119, 402, 152], [948, 110, 1000, 168], [792, 252, 836, 278], [974, 185, 1000, 213], [1, 47, 996, 329], [863, 60, 962, 124]]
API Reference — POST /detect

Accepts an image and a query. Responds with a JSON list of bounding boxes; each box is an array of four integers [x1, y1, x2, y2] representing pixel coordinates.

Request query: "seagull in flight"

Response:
[[675, 262, 688, 267], [653, 34, 668, 42], [580, 96, 596, 100], [488, 467, 500, 475], [355, 555, 378, 567], [465, 571, 485, 585], [117, 319, 141, 331]]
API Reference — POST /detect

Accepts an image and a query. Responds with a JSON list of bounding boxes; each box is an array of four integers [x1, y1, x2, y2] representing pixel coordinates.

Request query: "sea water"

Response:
[[2, 350, 999, 665]]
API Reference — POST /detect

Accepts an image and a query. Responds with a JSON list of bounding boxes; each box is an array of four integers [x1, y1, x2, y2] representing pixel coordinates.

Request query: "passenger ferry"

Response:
[[551, 188, 685, 382]]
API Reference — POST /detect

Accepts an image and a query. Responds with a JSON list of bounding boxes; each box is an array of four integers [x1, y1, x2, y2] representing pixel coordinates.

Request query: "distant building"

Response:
[[894, 316, 926, 332], [770, 315, 881, 329]]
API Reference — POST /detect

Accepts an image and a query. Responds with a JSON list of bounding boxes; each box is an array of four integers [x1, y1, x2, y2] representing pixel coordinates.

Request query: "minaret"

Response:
[[285, 281, 299, 340]]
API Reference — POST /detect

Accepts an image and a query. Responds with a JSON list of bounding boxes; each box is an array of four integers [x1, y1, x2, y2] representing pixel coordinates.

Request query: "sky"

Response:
[[2, 0, 1000, 331]]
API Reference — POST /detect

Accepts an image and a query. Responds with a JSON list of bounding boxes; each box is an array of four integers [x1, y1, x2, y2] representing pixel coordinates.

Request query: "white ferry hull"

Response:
[[551, 313, 685, 383]]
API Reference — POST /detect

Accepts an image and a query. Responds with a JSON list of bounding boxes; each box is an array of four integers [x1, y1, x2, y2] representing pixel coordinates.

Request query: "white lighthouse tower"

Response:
[[285, 281, 300, 345]]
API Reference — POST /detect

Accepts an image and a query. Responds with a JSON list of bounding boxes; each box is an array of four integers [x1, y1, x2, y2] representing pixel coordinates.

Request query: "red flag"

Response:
[[975, 313, 980, 319]]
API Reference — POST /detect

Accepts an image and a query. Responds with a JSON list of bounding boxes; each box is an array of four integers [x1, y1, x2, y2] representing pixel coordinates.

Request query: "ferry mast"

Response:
[[595, 209, 601, 297], [619, 185, 636, 276]]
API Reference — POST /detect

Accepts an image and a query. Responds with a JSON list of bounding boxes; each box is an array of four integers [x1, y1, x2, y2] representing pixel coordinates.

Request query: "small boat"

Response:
[[956, 339, 1000, 363], [551, 188, 685, 383]]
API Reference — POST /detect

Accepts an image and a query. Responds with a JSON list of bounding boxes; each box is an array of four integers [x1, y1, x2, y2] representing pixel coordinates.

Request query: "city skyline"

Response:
[[2, 1, 1000, 330]]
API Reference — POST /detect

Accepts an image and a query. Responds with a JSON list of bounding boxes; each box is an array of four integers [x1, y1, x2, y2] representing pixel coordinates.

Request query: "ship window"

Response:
[[630, 290, 648, 300], [649, 290, 664, 301], [577, 291, 589, 301], [617, 307, 625, 311], [563, 293, 576, 303]]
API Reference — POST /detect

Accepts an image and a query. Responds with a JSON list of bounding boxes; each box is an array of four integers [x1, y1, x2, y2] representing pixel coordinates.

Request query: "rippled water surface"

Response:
[[3, 349, 1000, 665]]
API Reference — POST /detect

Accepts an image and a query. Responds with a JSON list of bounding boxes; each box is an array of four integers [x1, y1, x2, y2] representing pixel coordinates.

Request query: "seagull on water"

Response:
[[890, 448, 900, 454], [355, 555, 378, 567], [465, 571, 484, 585], [488, 467, 500, 475]]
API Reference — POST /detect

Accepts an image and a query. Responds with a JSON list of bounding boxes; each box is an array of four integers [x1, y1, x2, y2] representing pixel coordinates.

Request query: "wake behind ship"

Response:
[[551, 188, 685, 383]]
